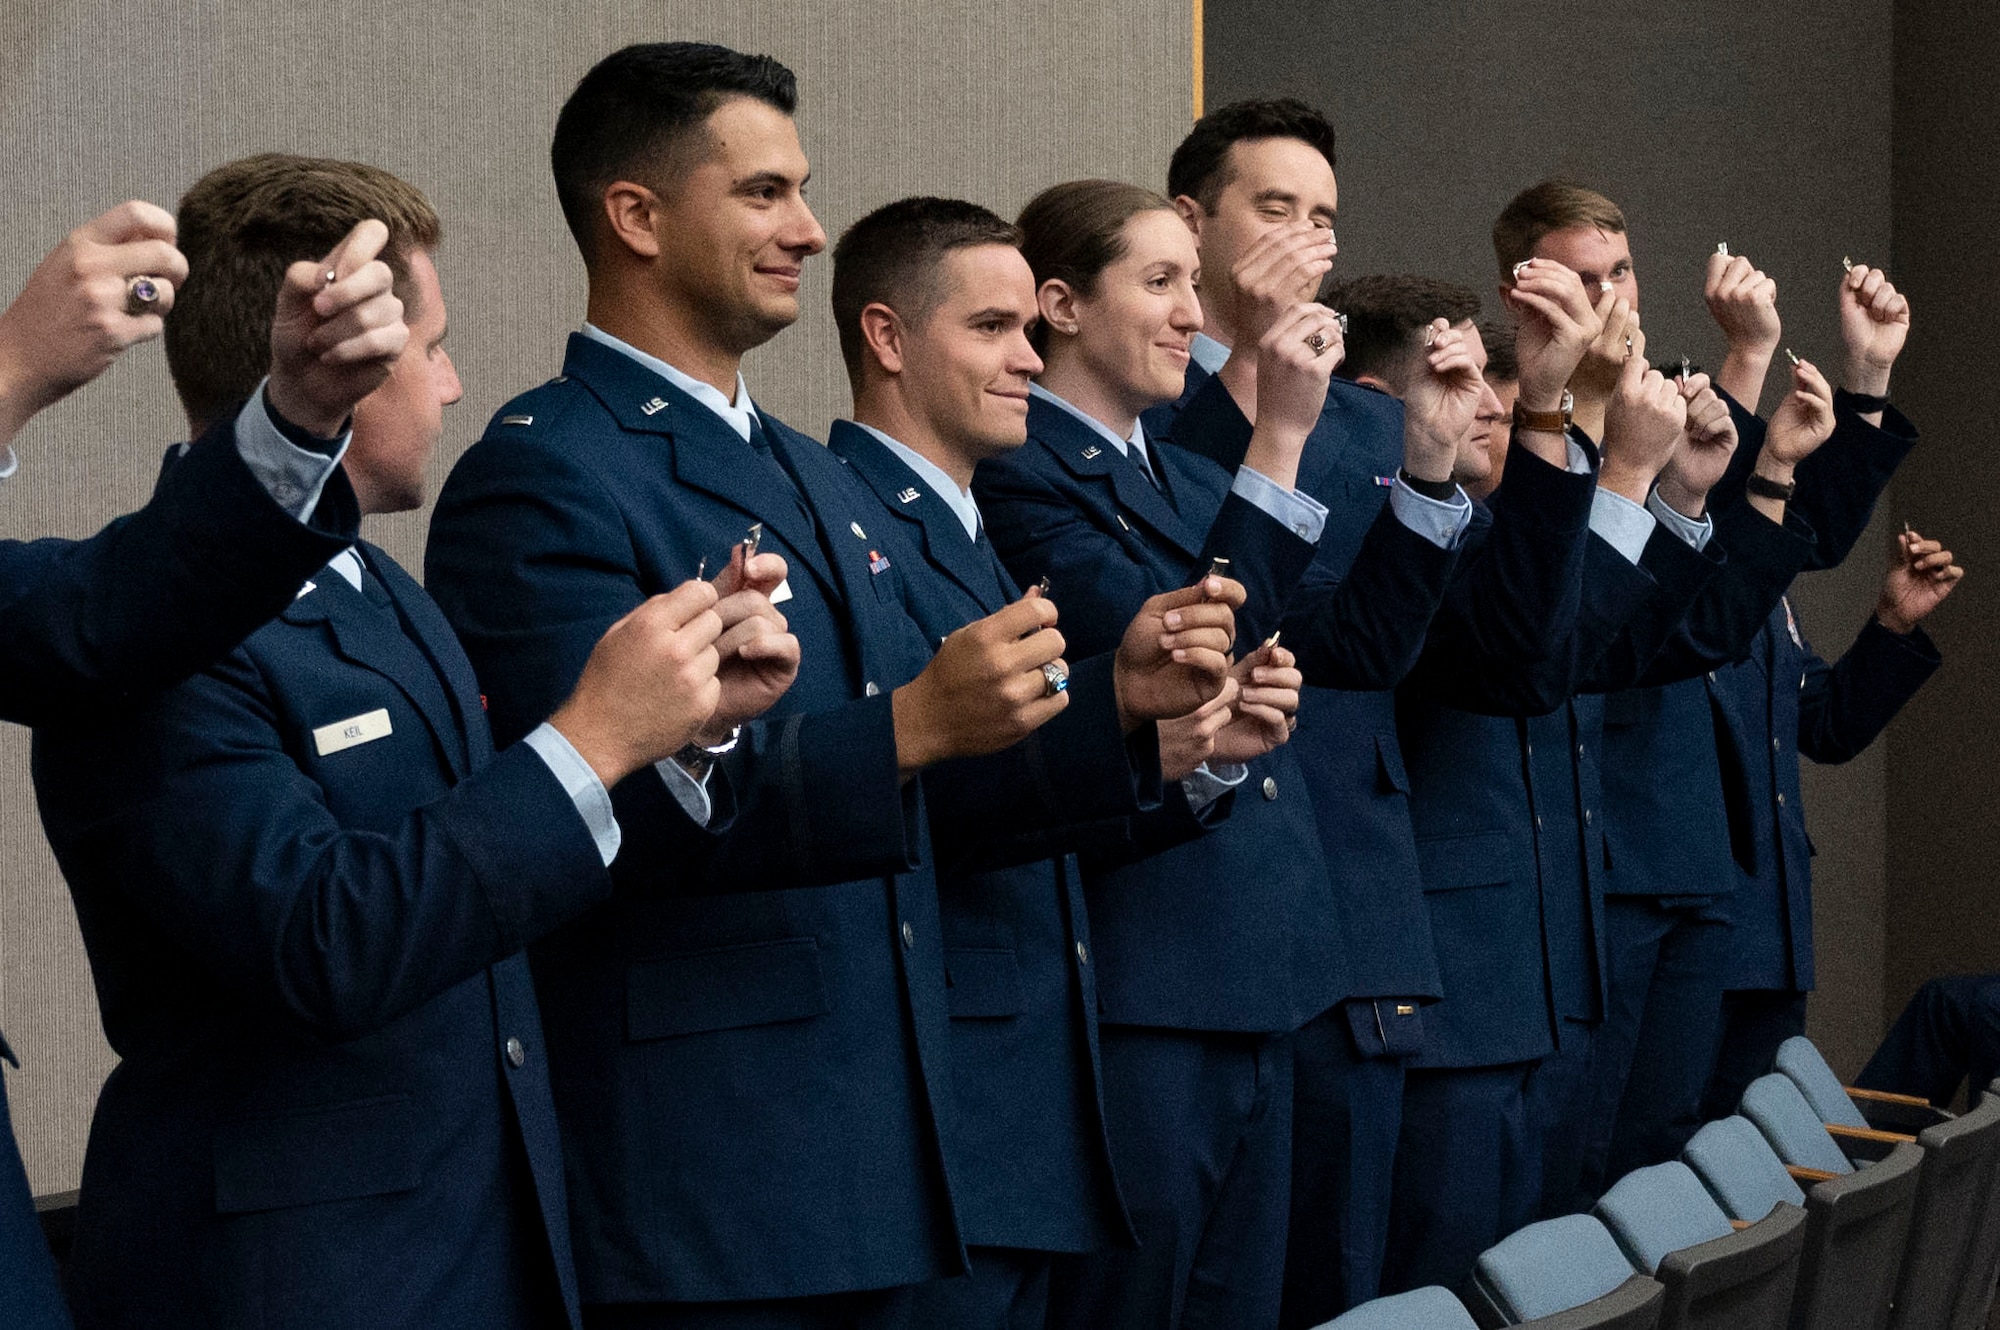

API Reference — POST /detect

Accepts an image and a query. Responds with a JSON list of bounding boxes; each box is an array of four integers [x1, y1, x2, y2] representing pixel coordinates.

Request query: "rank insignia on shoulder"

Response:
[[640, 397, 668, 416], [1081, 445, 1102, 460], [868, 549, 891, 574], [501, 415, 533, 426], [897, 487, 921, 503]]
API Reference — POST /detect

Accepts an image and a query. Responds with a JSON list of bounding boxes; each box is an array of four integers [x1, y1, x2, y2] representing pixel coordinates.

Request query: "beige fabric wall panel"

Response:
[[1, 0, 1192, 1194]]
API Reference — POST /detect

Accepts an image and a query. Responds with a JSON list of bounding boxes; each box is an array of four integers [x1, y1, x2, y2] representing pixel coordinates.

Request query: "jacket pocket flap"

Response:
[[1374, 734, 1410, 794], [1416, 829, 1516, 892], [214, 1094, 420, 1213], [945, 946, 1023, 1019], [627, 937, 830, 1040]]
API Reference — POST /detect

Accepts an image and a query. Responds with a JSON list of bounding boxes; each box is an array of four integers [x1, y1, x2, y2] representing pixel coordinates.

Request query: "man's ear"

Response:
[[601, 181, 664, 260], [858, 303, 906, 375], [1172, 194, 1205, 239], [1037, 279, 1081, 340]]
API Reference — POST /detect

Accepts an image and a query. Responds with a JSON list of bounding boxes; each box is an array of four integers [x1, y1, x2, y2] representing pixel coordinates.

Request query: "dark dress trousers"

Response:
[[1700, 603, 1940, 1115], [424, 336, 1152, 1322], [974, 390, 1446, 1330], [1160, 368, 1461, 1321], [1586, 390, 1917, 1193], [1, 415, 358, 1330], [32, 539, 608, 1329]]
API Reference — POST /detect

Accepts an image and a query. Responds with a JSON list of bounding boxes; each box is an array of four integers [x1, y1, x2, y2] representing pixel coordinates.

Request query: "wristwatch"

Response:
[[1512, 389, 1573, 435], [672, 726, 741, 782], [1744, 471, 1797, 502]]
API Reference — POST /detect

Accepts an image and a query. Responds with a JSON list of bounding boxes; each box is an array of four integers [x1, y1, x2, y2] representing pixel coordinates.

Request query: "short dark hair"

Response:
[[167, 153, 440, 432], [1167, 97, 1337, 210], [1327, 274, 1480, 384], [551, 42, 797, 259], [830, 196, 1021, 386], [1015, 179, 1175, 353], [1477, 316, 1519, 383], [1492, 180, 1626, 278]]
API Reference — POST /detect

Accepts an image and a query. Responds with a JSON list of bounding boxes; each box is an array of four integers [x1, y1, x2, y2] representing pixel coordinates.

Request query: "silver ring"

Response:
[[323, 268, 338, 287], [1306, 331, 1328, 355], [1511, 259, 1531, 281], [1040, 661, 1069, 698], [125, 275, 162, 315]]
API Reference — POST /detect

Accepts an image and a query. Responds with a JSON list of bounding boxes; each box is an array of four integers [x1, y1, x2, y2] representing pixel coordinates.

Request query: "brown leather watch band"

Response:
[[1512, 401, 1569, 434]]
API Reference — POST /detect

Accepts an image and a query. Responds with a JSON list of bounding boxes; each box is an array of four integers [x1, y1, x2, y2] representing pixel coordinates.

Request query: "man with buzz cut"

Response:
[[426, 44, 1227, 1328], [33, 153, 795, 1330], [823, 193, 1271, 1330]]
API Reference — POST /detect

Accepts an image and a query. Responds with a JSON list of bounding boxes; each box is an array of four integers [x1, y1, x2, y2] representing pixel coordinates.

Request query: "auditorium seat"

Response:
[[1313, 1284, 1479, 1329], [1774, 1036, 1950, 1137], [1682, 1115, 1919, 1330], [1591, 1161, 1805, 1330], [1464, 1213, 1665, 1329], [1890, 1084, 2000, 1330]]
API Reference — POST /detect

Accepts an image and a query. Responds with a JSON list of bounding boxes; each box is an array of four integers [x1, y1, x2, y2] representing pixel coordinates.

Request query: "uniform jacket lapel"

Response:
[[1028, 395, 1203, 560], [558, 335, 838, 597], [282, 555, 472, 780], [826, 422, 1010, 616]]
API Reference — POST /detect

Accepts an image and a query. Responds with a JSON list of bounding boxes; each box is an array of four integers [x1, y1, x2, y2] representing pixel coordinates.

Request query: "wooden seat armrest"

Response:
[[1730, 1218, 1753, 1231], [1827, 1123, 1917, 1145], [1847, 1086, 1934, 1108], [1787, 1165, 1839, 1183]]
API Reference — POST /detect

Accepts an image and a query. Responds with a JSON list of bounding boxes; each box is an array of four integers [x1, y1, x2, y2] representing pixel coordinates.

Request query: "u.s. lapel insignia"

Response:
[[640, 397, 668, 416], [850, 521, 868, 540], [1081, 445, 1103, 460], [897, 487, 921, 504], [1782, 596, 1803, 649]]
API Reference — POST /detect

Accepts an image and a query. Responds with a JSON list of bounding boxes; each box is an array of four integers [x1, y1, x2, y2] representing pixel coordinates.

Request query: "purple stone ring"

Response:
[[125, 275, 163, 315]]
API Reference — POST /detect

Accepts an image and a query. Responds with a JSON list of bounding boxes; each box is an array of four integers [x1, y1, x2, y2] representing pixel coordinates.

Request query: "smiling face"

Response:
[[1058, 209, 1204, 419], [1532, 223, 1638, 311], [898, 243, 1044, 461], [1181, 135, 1338, 337], [650, 96, 827, 355], [348, 249, 462, 515]]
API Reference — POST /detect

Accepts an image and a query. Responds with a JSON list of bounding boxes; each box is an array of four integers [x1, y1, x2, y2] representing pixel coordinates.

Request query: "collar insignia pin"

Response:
[[640, 397, 668, 416], [897, 487, 920, 503]]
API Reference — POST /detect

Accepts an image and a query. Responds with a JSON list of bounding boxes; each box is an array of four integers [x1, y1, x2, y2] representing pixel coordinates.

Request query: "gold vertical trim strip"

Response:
[[1192, 0, 1204, 119]]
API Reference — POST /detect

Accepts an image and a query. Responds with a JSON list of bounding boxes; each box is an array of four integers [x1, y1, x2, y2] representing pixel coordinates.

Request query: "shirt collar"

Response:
[[579, 322, 758, 442], [854, 423, 982, 541], [1190, 331, 1231, 376], [1029, 383, 1148, 462]]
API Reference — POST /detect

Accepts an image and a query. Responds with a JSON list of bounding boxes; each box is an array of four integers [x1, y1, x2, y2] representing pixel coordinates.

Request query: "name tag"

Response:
[[313, 708, 393, 756], [771, 578, 793, 605]]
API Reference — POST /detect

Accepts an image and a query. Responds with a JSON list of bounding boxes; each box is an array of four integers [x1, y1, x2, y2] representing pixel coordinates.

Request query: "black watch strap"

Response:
[[1838, 387, 1889, 413], [1745, 471, 1798, 502]]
